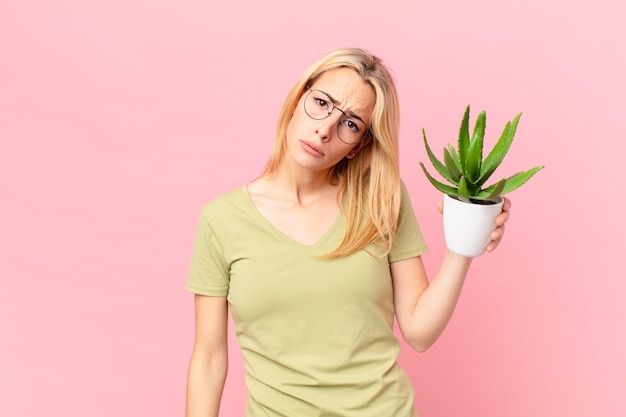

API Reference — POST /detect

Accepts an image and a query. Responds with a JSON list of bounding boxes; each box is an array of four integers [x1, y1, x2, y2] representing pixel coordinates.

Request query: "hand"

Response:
[[486, 197, 511, 252]]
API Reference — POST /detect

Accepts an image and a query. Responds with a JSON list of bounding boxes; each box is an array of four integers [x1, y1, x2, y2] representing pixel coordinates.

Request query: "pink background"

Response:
[[1, 1, 624, 416]]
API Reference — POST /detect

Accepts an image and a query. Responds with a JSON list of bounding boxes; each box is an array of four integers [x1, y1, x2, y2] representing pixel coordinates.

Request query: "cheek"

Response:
[[286, 112, 306, 139], [329, 143, 356, 161]]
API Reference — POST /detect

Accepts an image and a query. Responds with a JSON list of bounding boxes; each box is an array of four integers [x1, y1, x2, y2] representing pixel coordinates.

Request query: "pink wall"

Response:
[[1, 1, 624, 416]]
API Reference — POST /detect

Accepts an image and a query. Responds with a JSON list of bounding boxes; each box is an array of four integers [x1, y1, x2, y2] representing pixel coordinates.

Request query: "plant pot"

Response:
[[443, 194, 503, 257]]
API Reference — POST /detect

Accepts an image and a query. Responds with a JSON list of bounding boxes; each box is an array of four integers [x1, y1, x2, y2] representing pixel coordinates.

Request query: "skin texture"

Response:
[[246, 68, 375, 247], [284, 67, 374, 175], [186, 295, 228, 417], [185, 67, 510, 416]]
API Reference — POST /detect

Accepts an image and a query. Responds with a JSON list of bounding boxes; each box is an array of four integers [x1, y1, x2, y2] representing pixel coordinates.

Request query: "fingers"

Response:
[[436, 199, 443, 214], [495, 210, 510, 226], [495, 197, 512, 226], [488, 199, 510, 252], [501, 196, 512, 211], [486, 225, 504, 252]]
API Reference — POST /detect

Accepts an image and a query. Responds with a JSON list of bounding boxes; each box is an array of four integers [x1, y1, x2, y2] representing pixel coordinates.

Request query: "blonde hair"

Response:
[[262, 48, 402, 258]]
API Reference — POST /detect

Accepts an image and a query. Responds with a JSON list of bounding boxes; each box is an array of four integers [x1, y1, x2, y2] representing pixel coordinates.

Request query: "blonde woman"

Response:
[[185, 48, 510, 417]]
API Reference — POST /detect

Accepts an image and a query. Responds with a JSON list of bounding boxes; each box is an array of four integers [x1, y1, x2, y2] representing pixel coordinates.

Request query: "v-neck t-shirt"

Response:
[[186, 183, 428, 416]]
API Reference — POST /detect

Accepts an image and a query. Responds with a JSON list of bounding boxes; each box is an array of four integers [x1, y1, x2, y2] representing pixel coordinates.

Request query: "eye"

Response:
[[343, 118, 361, 133], [314, 97, 330, 110]]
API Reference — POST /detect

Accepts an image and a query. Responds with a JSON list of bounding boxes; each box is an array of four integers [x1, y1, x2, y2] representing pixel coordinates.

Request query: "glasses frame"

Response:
[[302, 87, 370, 145]]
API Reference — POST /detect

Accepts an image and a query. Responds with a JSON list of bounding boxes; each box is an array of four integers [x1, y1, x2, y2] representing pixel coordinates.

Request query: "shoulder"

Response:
[[398, 178, 413, 208], [196, 186, 255, 233], [194, 186, 256, 241], [200, 186, 248, 215]]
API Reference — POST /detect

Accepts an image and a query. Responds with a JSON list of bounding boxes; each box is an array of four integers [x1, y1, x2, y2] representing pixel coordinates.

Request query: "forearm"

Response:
[[186, 352, 228, 417], [404, 251, 472, 351]]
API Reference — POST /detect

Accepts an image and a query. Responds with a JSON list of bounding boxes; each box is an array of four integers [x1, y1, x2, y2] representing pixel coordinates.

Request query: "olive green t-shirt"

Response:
[[186, 183, 428, 416]]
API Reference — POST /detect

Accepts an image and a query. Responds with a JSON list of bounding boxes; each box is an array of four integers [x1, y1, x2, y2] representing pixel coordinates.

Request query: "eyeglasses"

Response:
[[303, 88, 369, 145]]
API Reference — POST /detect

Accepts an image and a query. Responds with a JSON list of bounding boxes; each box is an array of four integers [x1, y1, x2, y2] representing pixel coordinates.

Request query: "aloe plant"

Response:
[[419, 105, 543, 204]]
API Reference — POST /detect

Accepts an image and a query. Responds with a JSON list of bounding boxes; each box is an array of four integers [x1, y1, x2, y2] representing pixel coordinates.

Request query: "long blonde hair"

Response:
[[262, 48, 402, 258]]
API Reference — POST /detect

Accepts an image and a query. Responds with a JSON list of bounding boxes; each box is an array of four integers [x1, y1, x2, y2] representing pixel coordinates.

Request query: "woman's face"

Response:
[[284, 67, 375, 173]]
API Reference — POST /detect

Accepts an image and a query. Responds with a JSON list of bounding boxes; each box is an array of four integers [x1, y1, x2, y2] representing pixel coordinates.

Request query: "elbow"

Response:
[[401, 330, 439, 353], [406, 338, 433, 353], [209, 356, 229, 381], [189, 349, 229, 382], [209, 354, 229, 382], [397, 317, 445, 353]]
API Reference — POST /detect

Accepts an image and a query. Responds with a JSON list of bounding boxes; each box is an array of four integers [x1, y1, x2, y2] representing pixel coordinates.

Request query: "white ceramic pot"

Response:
[[443, 194, 503, 257]]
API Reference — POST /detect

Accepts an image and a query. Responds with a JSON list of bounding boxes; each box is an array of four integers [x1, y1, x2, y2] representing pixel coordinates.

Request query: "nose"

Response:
[[315, 111, 341, 141]]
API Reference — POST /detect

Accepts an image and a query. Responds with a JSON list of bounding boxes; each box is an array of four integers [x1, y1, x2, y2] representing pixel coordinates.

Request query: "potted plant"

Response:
[[419, 105, 543, 257]]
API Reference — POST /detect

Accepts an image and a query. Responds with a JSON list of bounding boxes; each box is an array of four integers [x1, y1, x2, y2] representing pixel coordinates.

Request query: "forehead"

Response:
[[309, 67, 375, 119]]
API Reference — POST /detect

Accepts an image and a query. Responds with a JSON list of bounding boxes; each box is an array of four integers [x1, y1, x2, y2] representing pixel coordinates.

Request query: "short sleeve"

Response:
[[185, 207, 230, 296], [388, 182, 429, 263]]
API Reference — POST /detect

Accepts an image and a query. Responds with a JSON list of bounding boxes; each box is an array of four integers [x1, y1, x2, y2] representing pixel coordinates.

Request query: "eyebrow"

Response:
[[322, 90, 367, 125]]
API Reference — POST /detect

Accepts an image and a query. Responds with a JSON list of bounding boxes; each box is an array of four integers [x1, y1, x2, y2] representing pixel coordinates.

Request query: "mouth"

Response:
[[300, 140, 325, 157]]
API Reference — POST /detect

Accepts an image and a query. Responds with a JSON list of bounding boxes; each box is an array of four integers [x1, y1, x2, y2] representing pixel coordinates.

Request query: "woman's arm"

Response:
[[392, 198, 510, 352], [186, 294, 229, 417]]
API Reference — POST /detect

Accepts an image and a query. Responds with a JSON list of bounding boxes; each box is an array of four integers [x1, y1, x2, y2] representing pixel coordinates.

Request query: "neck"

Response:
[[261, 159, 338, 205]]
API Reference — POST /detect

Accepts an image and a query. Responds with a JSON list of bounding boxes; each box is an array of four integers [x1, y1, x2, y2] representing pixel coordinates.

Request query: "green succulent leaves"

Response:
[[419, 105, 544, 203]]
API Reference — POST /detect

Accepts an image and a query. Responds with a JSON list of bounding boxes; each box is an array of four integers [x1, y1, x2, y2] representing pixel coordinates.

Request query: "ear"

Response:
[[346, 134, 372, 159]]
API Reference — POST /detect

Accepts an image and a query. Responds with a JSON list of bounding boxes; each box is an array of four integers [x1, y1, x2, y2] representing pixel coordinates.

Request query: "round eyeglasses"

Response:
[[303, 88, 369, 145]]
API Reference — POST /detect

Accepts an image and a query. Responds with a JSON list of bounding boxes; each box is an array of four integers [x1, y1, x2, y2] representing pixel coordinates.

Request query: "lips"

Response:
[[300, 140, 325, 157]]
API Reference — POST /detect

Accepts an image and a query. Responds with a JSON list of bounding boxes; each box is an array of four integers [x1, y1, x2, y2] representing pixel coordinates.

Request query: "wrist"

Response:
[[445, 249, 474, 265]]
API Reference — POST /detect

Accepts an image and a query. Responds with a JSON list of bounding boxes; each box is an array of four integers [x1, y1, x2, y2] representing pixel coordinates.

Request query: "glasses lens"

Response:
[[337, 117, 366, 144], [303, 89, 367, 144], [304, 89, 332, 120]]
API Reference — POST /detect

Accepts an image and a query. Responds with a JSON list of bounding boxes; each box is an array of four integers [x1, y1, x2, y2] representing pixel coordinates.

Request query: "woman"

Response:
[[185, 48, 510, 417]]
